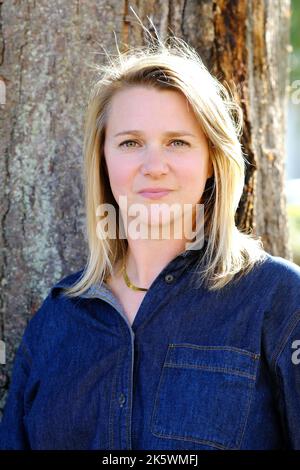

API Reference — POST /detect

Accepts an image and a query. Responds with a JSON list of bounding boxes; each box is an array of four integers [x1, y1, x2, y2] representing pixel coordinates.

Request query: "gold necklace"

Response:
[[122, 262, 148, 291]]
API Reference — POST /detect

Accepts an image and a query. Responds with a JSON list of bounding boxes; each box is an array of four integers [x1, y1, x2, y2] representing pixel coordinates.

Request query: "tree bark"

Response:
[[0, 0, 291, 415]]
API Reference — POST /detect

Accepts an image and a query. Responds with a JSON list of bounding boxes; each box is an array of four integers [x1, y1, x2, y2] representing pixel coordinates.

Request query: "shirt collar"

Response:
[[51, 238, 208, 299]]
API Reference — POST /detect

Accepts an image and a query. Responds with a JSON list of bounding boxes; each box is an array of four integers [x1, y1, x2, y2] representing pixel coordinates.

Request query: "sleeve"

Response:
[[0, 293, 52, 450], [272, 309, 300, 449], [0, 338, 32, 449]]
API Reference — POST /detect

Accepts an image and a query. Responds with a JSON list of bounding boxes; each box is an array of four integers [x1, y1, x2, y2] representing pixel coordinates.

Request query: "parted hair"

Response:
[[62, 14, 266, 298]]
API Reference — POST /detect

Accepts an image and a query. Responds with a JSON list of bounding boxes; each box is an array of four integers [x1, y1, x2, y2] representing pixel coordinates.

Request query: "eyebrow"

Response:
[[113, 130, 197, 138]]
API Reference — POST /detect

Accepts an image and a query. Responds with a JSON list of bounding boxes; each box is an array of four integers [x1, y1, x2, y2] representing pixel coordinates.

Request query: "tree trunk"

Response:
[[0, 0, 291, 416]]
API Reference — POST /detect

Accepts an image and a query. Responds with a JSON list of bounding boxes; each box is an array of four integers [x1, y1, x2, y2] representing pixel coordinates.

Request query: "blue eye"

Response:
[[170, 139, 189, 147], [118, 139, 190, 149], [119, 140, 139, 148]]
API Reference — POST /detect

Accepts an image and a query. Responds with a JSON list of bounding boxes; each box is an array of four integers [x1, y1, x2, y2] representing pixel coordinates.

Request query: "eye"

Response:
[[119, 140, 139, 148], [118, 139, 190, 149], [170, 139, 190, 147]]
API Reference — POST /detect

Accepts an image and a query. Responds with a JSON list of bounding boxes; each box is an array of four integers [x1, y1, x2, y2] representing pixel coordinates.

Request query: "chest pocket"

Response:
[[150, 343, 260, 450]]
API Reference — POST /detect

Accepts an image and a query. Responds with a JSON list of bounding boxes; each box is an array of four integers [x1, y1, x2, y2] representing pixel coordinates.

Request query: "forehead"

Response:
[[105, 86, 201, 133]]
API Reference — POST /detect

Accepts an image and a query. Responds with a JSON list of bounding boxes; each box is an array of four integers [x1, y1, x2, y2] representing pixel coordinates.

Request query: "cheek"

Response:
[[173, 163, 207, 232], [179, 161, 208, 194], [106, 159, 131, 194]]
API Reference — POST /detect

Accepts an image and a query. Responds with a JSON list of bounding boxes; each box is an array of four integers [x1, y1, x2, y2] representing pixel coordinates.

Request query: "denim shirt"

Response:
[[1, 245, 300, 450]]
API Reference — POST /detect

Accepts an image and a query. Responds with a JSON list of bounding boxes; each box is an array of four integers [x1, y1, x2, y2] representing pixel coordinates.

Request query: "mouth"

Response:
[[138, 190, 172, 199]]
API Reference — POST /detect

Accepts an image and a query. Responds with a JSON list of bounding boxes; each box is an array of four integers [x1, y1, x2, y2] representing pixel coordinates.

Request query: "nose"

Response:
[[140, 146, 169, 177]]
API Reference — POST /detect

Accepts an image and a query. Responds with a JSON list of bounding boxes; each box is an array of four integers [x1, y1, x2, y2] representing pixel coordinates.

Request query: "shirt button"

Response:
[[119, 393, 126, 407], [165, 274, 174, 283]]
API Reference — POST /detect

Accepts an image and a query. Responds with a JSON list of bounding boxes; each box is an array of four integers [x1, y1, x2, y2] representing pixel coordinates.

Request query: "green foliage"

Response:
[[287, 204, 300, 266], [290, 0, 300, 83], [291, 0, 300, 51]]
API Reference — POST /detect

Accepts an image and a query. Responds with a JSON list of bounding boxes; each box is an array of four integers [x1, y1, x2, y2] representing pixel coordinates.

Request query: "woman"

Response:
[[1, 31, 300, 451]]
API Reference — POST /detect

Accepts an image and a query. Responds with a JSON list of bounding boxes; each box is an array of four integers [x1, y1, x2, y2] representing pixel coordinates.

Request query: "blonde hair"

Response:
[[62, 18, 267, 298]]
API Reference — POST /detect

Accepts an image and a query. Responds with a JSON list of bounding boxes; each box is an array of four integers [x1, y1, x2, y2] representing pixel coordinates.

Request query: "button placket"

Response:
[[118, 392, 126, 408]]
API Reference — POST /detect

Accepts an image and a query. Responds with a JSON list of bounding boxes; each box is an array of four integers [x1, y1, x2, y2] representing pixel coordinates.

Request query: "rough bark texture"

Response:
[[0, 0, 291, 416]]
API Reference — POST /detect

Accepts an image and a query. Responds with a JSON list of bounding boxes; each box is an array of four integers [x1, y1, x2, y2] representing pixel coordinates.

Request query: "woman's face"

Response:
[[103, 85, 213, 238]]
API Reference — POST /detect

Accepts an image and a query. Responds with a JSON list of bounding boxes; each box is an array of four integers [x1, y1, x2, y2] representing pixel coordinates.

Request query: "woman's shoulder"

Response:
[[249, 251, 300, 287], [225, 251, 300, 331], [50, 268, 85, 296], [242, 252, 300, 311], [264, 251, 300, 275], [20, 269, 86, 355], [250, 251, 300, 333]]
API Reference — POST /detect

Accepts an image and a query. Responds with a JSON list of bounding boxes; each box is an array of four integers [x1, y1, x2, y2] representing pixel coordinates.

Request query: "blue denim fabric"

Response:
[[1, 245, 300, 450]]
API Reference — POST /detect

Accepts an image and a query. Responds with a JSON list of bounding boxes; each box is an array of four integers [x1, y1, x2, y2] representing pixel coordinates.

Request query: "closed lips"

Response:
[[138, 188, 173, 192]]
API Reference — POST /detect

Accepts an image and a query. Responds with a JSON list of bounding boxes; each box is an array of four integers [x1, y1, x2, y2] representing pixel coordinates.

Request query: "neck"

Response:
[[118, 208, 201, 287], [123, 237, 190, 288]]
